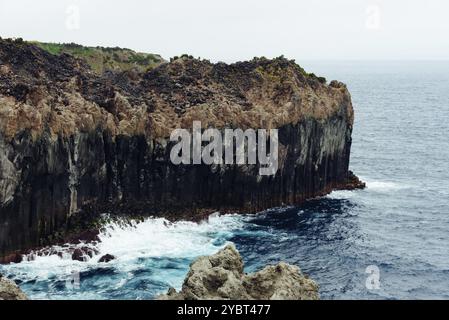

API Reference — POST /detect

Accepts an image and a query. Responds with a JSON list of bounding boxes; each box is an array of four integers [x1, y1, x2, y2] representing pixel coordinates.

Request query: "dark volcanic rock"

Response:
[[0, 252, 23, 264], [71, 249, 86, 262], [98, 254, 116, 263], [71, 246, 99, 262], [0, 38, 363, 260]]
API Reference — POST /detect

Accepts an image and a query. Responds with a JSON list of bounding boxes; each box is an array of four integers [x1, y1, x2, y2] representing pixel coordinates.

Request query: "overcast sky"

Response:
[[1, 0, 448, 61]]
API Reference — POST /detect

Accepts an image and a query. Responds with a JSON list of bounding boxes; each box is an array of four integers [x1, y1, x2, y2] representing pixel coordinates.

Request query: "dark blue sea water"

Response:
[[2, 61, 449, 300]]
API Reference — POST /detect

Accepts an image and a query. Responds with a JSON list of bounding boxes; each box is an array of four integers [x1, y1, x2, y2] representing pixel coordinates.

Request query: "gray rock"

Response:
[[0, 275, 28, 300], [159, 244, 319, 300]]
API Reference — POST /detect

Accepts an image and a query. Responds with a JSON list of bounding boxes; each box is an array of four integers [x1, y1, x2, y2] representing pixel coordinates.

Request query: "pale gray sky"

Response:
[[1, 0, 448, 61]]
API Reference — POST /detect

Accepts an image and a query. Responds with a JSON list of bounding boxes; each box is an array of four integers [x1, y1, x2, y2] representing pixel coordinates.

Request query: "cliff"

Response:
[[159, 244, 319, 300], [0, 38, 364, 262], [32, 41, 165, 74]]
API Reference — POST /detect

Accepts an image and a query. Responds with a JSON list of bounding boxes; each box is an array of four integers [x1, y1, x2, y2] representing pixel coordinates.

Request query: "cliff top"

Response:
[[32, 41, 165, 74], [0, 38, 353, 140]]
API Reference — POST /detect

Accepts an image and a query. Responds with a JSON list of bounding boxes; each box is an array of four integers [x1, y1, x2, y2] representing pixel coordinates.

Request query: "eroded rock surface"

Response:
[[0, 275, 28, 300], [159, 245, 319, 300]]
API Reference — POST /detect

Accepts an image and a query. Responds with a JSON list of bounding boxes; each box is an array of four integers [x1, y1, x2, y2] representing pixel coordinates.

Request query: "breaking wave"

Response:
[[0, 214, 246, 300]]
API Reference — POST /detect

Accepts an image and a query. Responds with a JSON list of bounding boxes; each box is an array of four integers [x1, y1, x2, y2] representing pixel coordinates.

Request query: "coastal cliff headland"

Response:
[[0, 38, 364, 262]]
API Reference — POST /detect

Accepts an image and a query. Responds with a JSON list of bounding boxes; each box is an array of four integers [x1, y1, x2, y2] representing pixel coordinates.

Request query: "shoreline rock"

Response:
[[0, 275, 28, 300], [158, 244, 319, 300], [98, 254, 116, 263]]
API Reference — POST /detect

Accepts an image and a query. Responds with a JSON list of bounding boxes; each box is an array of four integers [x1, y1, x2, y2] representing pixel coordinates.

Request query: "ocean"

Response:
[[1, 61, 449, 300]]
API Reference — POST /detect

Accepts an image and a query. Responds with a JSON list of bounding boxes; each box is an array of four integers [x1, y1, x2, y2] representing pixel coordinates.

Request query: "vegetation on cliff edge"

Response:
[[30, 41, 164, 74]]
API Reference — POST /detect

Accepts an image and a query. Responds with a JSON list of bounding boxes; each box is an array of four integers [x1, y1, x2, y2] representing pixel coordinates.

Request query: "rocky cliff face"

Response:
[[0, 38, 363, 262], [159, 245, 319, 300]]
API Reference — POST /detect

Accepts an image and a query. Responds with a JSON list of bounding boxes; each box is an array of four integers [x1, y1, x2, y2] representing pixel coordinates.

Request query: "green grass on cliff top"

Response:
[[28, 41, 325, 83], [30, 41, 164, 74]]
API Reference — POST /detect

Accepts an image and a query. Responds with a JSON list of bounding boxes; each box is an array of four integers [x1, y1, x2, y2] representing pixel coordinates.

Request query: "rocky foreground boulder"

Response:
[[0, 275, 28, 300], [159, 245, 319, 300]]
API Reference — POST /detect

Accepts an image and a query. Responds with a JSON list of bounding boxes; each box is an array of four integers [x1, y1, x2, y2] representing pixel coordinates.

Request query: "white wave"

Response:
[[96, 214, 244, 262], [327, 177, 410, 199], [365, 180, 409, 192], [327, 190, 358, 199], [0, 214, 244, 285]]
